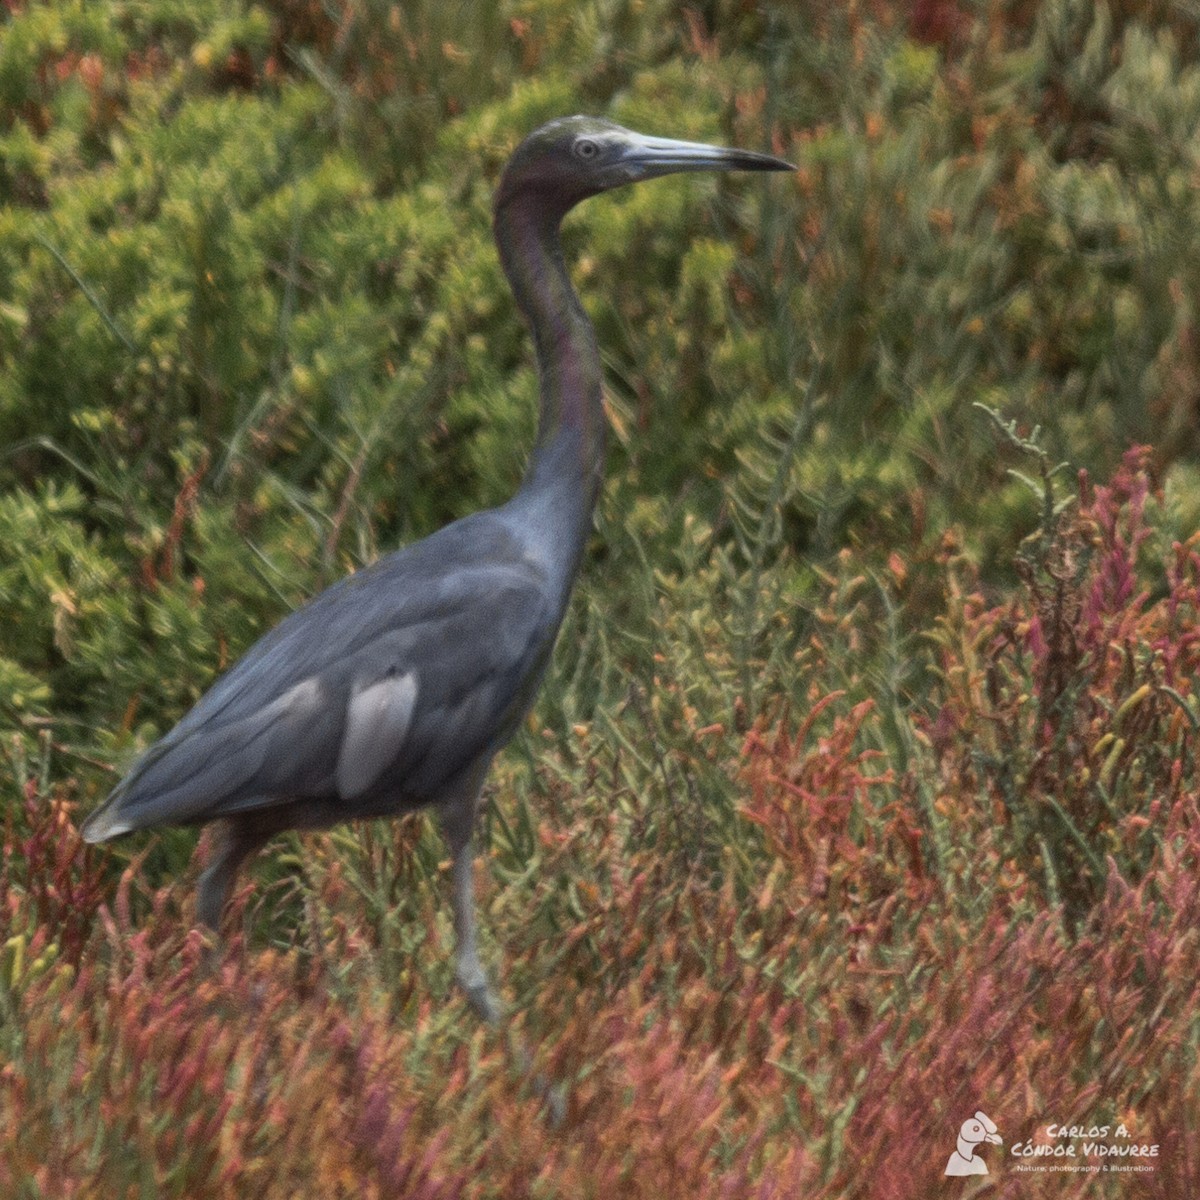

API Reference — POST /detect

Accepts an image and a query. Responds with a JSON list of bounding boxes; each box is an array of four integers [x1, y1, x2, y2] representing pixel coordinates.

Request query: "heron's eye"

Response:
[[573, 137, 601, 161]]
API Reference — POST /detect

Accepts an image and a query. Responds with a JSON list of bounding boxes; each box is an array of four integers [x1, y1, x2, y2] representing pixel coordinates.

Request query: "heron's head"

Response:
[[495, 115, 793, 217]]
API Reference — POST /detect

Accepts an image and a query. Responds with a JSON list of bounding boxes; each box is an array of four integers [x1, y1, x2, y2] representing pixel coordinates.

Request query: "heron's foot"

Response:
[[465, 982, 503, 1024], [541, 1078, 567, 1128], [456, 958, 503, 1023], [507, 1030, 567, 1127]]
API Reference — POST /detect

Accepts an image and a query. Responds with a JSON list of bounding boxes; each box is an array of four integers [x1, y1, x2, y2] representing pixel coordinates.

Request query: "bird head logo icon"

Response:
[[944, 1111, 1002, 1176]]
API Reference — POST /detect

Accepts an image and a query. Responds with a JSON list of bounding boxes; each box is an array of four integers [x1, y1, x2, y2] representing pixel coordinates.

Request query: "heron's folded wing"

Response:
[[81, 675, 334, 837], [81, 553, 557, 839]]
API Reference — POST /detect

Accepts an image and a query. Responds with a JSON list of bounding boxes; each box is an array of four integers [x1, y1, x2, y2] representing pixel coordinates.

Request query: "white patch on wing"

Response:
[[336, 671, 418, 798], [274, 676, 323, 717]]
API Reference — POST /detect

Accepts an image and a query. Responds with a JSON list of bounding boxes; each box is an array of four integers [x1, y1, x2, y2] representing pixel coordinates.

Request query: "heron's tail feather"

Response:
[[80, 799, 134, 843], [78, 675, 333, 841]]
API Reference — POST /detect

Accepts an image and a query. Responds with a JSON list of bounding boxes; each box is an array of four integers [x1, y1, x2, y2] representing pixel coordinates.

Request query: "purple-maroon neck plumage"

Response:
[[494, 179, 606, 528]]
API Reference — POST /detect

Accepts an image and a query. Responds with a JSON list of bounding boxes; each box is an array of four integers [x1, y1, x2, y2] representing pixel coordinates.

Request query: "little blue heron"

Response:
[[82, 115, 792, 1020]]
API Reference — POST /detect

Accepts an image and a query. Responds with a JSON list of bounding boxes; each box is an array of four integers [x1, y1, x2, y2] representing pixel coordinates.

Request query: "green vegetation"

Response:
[[2, 1, 1199, 1195]]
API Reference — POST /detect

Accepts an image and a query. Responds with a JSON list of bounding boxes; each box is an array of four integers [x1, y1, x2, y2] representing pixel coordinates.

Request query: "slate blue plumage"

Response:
[[82, 115, 792, 1020]]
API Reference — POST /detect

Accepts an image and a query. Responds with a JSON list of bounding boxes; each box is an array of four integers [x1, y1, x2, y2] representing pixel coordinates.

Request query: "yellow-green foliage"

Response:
[[3, 1, 1200, 1196]]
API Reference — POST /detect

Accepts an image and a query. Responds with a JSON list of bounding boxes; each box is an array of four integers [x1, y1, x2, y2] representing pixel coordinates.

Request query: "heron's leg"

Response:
[[196, 818, 270, 931], [437, 783, 501, 1023], [451, 843, 501, 1023]]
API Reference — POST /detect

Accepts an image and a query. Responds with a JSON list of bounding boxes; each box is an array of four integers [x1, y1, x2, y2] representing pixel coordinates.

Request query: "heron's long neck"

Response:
[[494, 197, 606, 523]]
